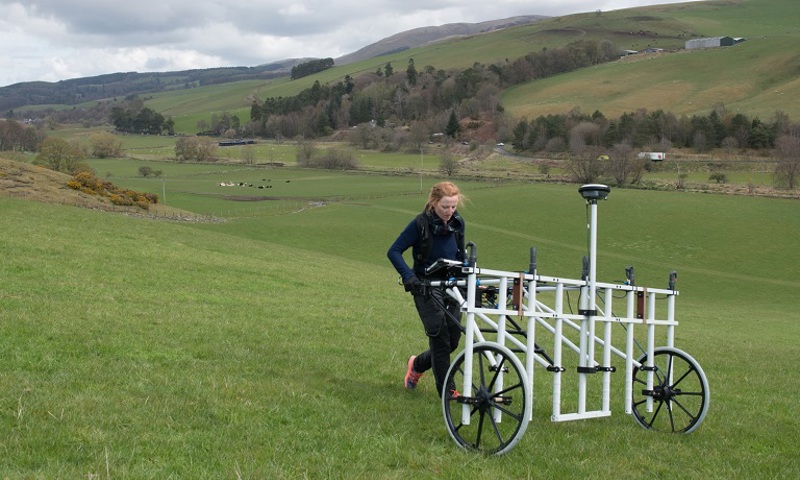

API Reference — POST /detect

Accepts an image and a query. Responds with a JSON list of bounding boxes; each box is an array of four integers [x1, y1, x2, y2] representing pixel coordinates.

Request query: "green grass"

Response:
[[502, 32, 800, 120], [2, 165, 799, 477], [500, 0, 800, 120]]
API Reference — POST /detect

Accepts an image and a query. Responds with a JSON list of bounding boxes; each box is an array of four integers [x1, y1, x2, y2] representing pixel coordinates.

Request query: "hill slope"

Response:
[[501, 0, 800, 119], [0, 157, 211, 221], [147, 0, 800, 129], [5, 0, 799, 126], [335, 15, 548, 64], [0, 16, 545, 113]]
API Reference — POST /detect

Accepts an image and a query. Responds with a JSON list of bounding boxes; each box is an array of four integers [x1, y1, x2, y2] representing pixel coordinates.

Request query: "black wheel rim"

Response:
[[443, 345, 528, 454], [632, 349, 708, 433]]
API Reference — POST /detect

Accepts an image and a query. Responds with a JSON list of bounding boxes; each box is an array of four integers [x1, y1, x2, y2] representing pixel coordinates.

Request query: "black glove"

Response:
[[403, 275, 424, 296]]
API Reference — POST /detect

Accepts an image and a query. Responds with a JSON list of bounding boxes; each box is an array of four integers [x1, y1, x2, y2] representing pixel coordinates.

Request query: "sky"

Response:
[[0, 0, 696, 88]]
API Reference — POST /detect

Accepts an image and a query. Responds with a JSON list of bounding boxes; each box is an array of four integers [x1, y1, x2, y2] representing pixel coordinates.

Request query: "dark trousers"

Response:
[[412, 287, 463, 396]]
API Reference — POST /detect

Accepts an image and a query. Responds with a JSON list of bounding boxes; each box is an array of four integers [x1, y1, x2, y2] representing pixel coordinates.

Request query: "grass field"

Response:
[[2, 158, 799, 477]]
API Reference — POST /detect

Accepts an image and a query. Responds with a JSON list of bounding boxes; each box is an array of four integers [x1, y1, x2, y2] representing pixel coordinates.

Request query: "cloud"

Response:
[[0, 0, 695, 87]]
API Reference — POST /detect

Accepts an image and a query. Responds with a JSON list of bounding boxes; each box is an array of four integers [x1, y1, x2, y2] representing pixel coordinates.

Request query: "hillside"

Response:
[[0, 157, 212, 221], [4, 1, 799, 129], [0, 16, 545, 114], [2, 158, 799, 476], [334, 15, 548, 65], [501, 0, 800, 119], [137, 0, 800, 134], [0, 61, 319, 113]]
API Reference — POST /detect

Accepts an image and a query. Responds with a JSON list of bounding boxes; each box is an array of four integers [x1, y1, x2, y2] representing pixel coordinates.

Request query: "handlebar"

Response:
[[466, 241, 477, 267]]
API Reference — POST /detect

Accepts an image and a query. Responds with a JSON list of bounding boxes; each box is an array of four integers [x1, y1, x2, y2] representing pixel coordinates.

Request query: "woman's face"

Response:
[[433, 195, 459, 222]]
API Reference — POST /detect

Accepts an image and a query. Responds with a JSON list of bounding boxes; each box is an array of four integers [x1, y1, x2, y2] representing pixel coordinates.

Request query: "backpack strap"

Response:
[[453, 213, 465, 260], [414, 211, 466, 265], [414, 212, 430, 264]]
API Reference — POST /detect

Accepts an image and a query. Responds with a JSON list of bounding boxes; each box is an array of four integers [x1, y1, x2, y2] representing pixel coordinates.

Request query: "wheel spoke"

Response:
[[670, 365, 696, 390], [631, 347, 709, 434], [443, 343, 530, 454], [670, 397, 698, 422]]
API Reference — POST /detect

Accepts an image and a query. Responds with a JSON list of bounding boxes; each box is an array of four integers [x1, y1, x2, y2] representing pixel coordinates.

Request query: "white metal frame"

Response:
[[430, 185, 680, 427]]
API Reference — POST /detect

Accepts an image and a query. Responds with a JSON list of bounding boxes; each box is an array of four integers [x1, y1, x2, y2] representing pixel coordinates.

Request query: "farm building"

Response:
[[685, 36, 745, 49]]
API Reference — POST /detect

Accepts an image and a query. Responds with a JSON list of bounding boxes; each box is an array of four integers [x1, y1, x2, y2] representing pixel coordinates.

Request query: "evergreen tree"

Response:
[[446, 110, 460, 138], [406, 58, 418, 86]]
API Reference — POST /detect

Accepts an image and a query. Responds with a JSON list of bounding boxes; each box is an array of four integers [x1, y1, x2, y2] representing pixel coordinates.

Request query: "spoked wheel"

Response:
[[632, 347, 710, 433], [442, 342, 531, 455]]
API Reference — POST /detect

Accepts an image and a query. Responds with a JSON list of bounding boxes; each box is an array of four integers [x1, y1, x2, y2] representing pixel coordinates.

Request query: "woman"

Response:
[[387, 181, 466, 398]]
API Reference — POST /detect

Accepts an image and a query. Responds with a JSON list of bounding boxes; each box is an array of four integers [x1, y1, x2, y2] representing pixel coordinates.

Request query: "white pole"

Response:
[[420, 148, 424, 193]]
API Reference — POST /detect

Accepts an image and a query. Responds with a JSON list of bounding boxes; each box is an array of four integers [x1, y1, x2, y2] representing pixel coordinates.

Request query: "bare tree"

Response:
[[295, 137, 318, 166], [607, 142, 645, 186], [569, 121, 602, 153], [175, 136, 217, 162], [567, 146, 606, 184], [439, 152, 460, 177], [774, 134, 800, 189], [240, 145, 256, 165]]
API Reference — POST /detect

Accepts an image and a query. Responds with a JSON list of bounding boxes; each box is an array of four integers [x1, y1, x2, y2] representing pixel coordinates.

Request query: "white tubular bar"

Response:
[[430, 247, 680, 427], [526, 273, 537, 422], [551, 282, 564, 420], [552, 410, 611, 422], [601, 288, 614, 414], [624, 289, 636, 415], [494, 276, 508, 424], [461, 269, 478, 425], [666, 292, 677, 394], [646, 290, 657, 412], [667, 293, 677, 349]]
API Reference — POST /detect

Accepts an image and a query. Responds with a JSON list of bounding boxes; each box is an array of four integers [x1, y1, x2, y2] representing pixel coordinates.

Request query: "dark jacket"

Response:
[[387, 211, 465, 282]]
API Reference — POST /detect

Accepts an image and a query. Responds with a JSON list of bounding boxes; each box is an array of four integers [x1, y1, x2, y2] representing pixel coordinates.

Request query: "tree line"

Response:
[[110, 95, 175, 135], [0, 119, 43, 152], [511, 107, 795, 153], [291, 58, 335, 79], [246, 39, 622, 140]]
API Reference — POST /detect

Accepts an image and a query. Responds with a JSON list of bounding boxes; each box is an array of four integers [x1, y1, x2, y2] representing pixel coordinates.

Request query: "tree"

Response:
[[0, 119, 42, 152], [384, 62, 394, 77], [774, 134, 800, 189], [34, 137, 86, 174], [138, 166, 154, 177], [175, 136, 217, 162], [408, 121, 430, 152], [439, 152, 460, 177], [90, 132, 123, 158], [445, 110, 460, 138], [406, 58, 418, 86], [566, 146, 605, 184], [295, 137, 318, 166], [240, 145, 256, 165], [709, 172, 728, 184], [606, 142, 644, 186]]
